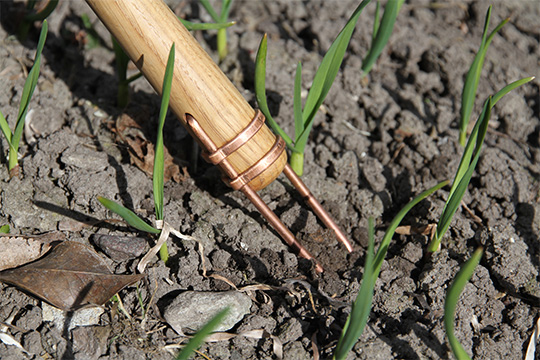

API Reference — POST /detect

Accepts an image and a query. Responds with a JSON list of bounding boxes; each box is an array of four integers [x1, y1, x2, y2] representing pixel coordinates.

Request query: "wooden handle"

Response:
[[85, 0, 286, 191]]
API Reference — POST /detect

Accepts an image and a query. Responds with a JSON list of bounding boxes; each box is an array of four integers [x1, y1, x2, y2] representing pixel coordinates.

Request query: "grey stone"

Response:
[[163, 291, 252, 334], [60, 146, 109, 171]]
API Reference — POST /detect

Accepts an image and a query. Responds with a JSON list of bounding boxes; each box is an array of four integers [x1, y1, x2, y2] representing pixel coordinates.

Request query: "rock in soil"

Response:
[[163, 290, 252, 334]]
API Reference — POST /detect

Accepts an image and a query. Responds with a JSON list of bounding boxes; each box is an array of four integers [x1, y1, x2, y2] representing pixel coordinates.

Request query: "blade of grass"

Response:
[[334, 180, 448, 359], [333, 218, 375, 360], [198, 0, 220, 21], [24, 0, 58, 22], [444, 248, 483, 360], [0, 111, 13, 145], [291, 62, 305, 174], [491, 76, 534, 106], [179, 19, 235, 31], [430, 99, 491, 252], [9, 20, 48, 171], [430, 76, 533, 251], [299, 0, 371, 150], [459, 6, 509, 146], [254, 34, 293, 146], [218, 0, 233, 21], [293, 62, 304, 146], [154, 44, 175, 221], [153, 44, 175, 263], [216, 0, 233, 60], [176, 308, 229, 360], [372, 0, 381, 43], [81, 13, 102, 49], [372, 180, 449, 279], [361, 0, 404, 75], [97, 196, 160, 234], [18, 0, 57, 41]]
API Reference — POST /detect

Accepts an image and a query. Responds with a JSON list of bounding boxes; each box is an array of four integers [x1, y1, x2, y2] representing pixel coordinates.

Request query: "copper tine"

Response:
[[283, 164, 354, 253], [241, 185, 323, 273], [185, 113, 324, 272]]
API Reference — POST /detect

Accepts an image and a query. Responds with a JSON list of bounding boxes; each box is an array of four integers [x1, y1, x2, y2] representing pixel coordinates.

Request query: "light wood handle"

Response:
[[85, 0, 286, 191]]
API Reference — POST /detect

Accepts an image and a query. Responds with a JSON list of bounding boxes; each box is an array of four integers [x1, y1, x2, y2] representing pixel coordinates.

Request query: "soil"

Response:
[[0, 0, 539, 359]]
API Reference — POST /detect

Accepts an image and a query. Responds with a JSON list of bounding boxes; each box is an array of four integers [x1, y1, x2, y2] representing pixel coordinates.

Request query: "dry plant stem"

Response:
[[85, 0, 286, 191], [283, 164, 354, 253]]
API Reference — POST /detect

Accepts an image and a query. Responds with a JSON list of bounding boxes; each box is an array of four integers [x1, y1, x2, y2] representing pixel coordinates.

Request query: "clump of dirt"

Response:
[[0, 1, 538, 359]]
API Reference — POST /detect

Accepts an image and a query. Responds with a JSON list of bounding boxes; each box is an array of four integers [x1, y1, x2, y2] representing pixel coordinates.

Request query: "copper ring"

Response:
[[203, 110, 265, 165], [227, 136, 286, 190]]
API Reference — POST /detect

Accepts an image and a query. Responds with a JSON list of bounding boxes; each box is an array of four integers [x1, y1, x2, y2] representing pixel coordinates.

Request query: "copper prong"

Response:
[[283, 164, 354, 253], [242, 185, 324, 273], [185, 113, 324, 272]]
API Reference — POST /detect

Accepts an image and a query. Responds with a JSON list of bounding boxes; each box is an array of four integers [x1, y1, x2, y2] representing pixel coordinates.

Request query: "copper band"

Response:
[[227, 136, 286, 190], [203, 110, 265, 165]]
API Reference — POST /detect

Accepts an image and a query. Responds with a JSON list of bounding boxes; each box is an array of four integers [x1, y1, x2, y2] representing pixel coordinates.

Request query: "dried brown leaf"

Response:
[[0, 232, 65, 271], [115, 113, 183, 183], [0, 241, 144, 311], [395, 224, 436, 236]]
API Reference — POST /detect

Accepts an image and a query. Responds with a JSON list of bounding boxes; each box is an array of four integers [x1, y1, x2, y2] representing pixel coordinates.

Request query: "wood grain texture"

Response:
[[85, 0, 286, 190]]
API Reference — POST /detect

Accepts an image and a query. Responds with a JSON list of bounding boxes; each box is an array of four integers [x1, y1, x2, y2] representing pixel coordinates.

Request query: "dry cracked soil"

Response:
[[0, 0, 539, 359]]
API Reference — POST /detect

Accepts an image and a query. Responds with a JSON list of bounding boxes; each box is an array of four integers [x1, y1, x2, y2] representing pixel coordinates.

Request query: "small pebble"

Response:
[[163, 291, 252, 334], [92, 235, 148, 262]]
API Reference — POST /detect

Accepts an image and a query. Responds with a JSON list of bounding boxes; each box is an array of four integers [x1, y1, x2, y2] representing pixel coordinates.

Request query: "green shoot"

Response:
[[444, 248, 483, 360], [154, 44, 175, 262], [459, 6, 509, 146], [429, 76, 534, 252], [361, 0, 404, 76], [97, 196, 160, 234], [372, 180, 449, 279], [198, 0, 234, 62], [98, 44, 176, 262], [176, 308, 229, 360], [334, 180, 448, 359], [17, 0, 57, 41], [81, 14, 102, 49], [179, 18, 235, 31], [0, 20, 48, 176], [256, 0, 372, 176], [113, 37, 144, 108], [333, 218, 375, 360], [0, 224, 10, 233]]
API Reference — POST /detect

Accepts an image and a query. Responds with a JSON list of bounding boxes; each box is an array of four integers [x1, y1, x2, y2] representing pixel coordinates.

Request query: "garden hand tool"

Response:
[[85, 0, 354, 272]]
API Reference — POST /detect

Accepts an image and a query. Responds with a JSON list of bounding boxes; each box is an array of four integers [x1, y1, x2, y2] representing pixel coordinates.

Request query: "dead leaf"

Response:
[[0, 232, 65, 271], [115, 113, 184, 182], [0, 241, 144, 311], [395, 224, 436, 239]]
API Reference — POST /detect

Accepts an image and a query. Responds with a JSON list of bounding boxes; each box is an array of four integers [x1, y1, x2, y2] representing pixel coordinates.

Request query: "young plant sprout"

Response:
[[175, 308, 229, 360], [334, 180, 448, 359], [81, 13, 103, 49], [256, 0, 372, 176], [99, 44, 175, 263], [113, 37, 144, 108], [0, 20, 48, 176], [459, 5, 508, 146], [444, 248, 483, 360], [196, 0, 234, 62], [428, 76, 534, 252], [361, 0, 404, 76], [17, 0, 57, 41]]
